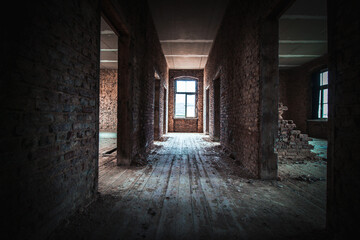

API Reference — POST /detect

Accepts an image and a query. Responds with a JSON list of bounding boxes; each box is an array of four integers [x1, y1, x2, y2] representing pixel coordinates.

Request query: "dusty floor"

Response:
[[51, 133, 328, 240]]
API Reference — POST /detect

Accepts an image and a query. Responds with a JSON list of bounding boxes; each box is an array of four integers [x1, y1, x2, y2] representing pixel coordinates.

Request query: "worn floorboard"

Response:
[[51, 133, 327, 240]]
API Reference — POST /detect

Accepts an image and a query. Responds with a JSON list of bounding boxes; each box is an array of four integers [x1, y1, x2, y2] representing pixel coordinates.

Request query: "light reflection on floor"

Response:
[[99, 132, 117, 151], [309, 138, 327, 159]]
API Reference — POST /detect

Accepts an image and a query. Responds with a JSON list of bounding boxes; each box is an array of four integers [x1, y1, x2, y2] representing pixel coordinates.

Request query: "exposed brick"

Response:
[[168, 69, 203, 133], [275, 103, 316, 160], [99, 69, 117, 132], [279, 56, 328, 139], [204, 0, 282, 178]]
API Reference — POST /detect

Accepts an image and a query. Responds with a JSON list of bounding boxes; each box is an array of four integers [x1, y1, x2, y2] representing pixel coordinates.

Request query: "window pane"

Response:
[[186, 95, 196, 117], [323, 103, 328, 118], [175, 94, 186, 117], [318, 90, 322, 118], [186, 81, 196, 92], [176, 81, 187, 92], [322, 71, 328, 85], [323, 89, 328, 104], [176, 80, 196, 93], [320, 73, 323, 86]]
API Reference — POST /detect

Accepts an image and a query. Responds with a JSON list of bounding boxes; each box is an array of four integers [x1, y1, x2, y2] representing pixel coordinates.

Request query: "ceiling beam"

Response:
[[101, 30, 115, 35], [165, 55, 208, 57], [100, 60, 118, 63], [160, 39, 213, 43], [101, 49, 118, 52], [279, 64, 301, 68], [279, 54, 322, 58], [279, 40, 327, 44], [281, 15, 327, 20]]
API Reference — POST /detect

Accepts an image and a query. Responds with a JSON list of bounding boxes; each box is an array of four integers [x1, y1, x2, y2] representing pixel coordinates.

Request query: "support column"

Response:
[[259, 18, 279, 179]]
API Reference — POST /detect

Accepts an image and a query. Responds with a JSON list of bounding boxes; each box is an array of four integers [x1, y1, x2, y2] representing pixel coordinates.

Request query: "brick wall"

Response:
[[104, 0, 168, 164], [204, 0, 284, 178], [279, 55, 328, 138], [327, 0, 360, 237], [307, 120, 328, 139], [0, 0, 168, 238], [129, 2, 168, 155], [168, 69, 203, 133], [1, 1, 100, 238], [100, 69, 117, 132], [154, 79, 161, 139], [173, 119, 198, 132]]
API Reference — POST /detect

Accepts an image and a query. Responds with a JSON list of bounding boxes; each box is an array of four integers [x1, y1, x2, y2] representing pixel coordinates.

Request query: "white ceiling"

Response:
[[100, 18, 118, 69], [279, 0, 327, 68], [148, 0, 229, 69], [100, 0, 327, 70]]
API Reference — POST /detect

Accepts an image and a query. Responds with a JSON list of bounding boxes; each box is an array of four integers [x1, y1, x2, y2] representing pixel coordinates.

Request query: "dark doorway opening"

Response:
[[205, 88, 209, 135], [163, 87, 167, 134], [154, 77, 161, 140], [213, 78, 220, 141]]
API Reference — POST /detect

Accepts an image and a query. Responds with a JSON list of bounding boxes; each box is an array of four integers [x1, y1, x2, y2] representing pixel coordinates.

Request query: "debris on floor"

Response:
[[275, 103, 318, 161], [293, 174, 325, 183], [51, 133, 327, 240]]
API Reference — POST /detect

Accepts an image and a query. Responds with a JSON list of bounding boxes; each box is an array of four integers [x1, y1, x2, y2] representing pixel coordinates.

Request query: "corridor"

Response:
[[52, 133, 327, 240], [3, 0, 358, 238]]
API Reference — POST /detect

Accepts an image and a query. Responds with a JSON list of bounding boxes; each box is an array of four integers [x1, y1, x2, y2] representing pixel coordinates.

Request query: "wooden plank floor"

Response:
[[52, 133, 327, 240]]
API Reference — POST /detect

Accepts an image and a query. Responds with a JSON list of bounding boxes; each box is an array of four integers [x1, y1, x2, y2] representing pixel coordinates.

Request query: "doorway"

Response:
[[154, 75, 161, 140], [205, 88, 209, 135], [163, 87, 167, 134], [99, 17, 118, 159], [213, 78, 220, 141]]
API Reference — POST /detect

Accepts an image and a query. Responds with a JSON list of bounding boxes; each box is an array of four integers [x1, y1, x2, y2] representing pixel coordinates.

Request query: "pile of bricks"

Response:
[[276, 103, 316, 160]]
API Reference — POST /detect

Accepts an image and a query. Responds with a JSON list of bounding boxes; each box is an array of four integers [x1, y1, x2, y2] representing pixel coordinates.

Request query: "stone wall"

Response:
[[99, 69, 117, 132], [168, 69, 203, 133]]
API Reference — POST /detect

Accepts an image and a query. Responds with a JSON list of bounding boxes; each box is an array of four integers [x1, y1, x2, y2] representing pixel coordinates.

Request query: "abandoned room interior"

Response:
[[1, 0, 359, 239]]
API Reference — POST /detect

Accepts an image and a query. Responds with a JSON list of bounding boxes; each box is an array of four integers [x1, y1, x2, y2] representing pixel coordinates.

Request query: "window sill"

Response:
[[174, 117, 199, 120], [307, 119, 328, 122]]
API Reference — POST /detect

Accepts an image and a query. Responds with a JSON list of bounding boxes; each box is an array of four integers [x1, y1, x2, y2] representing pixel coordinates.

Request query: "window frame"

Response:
[[318, 69, 328, 119], [174, 78, 198, 118]]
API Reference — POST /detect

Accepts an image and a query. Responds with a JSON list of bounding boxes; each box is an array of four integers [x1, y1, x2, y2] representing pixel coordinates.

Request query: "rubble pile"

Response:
[[275, 103, 316, 160]]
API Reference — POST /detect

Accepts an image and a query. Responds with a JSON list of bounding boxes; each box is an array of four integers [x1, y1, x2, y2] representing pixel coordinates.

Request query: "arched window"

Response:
[[175, 78, 197, 118]]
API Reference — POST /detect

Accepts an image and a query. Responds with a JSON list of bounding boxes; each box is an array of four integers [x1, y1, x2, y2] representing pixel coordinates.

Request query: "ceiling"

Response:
[[148, 0, 229, 69], [100, 0, 327, 70], [100, 18, 118, 69], [279, 0, 327, 68]]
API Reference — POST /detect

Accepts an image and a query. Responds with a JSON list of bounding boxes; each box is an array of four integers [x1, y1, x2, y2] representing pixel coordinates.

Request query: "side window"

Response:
[[318, 70, 328, 118]]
